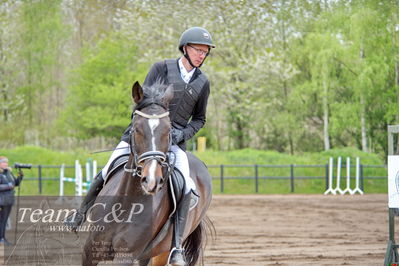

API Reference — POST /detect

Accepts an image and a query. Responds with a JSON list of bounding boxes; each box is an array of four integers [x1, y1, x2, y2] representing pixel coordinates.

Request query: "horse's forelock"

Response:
[[143, 82, 168, 101], [134, 81, 169, 111]]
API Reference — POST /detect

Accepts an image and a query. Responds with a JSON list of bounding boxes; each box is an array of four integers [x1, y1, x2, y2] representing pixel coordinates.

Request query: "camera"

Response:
[[14, 163, 32, 169]]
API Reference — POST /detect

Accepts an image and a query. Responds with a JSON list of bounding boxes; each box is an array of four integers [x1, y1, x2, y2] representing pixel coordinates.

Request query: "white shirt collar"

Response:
[[178, 57, 196, 84]]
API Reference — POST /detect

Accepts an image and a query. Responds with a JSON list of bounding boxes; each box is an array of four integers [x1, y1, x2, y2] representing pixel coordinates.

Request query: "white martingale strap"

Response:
[[134, 110, 169, 119]]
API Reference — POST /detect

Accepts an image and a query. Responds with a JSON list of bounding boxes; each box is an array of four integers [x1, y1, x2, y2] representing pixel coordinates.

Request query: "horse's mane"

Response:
[[134, 79, 169, 111]]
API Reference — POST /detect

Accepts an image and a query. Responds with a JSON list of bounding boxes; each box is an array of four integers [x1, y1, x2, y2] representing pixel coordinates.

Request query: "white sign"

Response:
[[388, 155, 399, 208]]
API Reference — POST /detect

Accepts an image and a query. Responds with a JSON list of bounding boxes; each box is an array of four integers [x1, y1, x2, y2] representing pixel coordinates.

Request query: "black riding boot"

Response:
[[169, 191, 195, 266], [64, 174, 104, 231]]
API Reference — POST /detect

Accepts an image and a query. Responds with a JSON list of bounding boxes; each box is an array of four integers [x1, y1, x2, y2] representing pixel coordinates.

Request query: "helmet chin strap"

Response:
[[183, 46, 207, 69], [184, 52, 196, 69]]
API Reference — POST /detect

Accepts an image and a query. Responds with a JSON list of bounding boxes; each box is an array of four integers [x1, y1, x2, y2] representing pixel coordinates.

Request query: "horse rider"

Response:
[[65, 27, 214, 265]]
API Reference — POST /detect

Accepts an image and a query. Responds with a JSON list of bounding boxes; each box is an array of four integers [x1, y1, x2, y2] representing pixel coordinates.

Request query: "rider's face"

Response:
[[0, 161, 8, 170], [185, 44, 209, 67]]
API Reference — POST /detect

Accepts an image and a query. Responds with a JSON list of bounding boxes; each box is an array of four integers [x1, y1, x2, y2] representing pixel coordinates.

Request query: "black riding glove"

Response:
[[171, 128, 184, 145]]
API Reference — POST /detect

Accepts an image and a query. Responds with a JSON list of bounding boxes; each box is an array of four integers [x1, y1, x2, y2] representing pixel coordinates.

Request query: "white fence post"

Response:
[[325, 156, 364, 196], [351, 157, 364, 195], [333, 157, 345, 195], [59, 164, 65, 196], [59, 160, 93, 196], [76, 160, 83, 196], [324, 157, 335, 195], [343, 157, 355, 194]]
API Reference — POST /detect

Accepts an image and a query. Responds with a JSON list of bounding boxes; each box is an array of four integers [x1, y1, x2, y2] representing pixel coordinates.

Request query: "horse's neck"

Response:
[[115, 157, 142, 195], [117, 156, 171, 215], [117, 176, 140, 196]]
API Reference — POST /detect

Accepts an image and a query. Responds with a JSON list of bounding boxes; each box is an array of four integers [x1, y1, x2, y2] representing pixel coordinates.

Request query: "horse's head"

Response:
[[127, 81, 174, 195]]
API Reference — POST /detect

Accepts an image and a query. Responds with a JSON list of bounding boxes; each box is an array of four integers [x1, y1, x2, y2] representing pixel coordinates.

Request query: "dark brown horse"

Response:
[[82, 81, 212, 266]]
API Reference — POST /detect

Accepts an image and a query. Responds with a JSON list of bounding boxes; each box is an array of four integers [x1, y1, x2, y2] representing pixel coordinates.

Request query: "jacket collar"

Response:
[[175, 58, 202, 83]]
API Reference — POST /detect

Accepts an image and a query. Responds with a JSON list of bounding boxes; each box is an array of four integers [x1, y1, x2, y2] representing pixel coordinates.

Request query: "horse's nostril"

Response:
[[159, 177, 164, 185], [141, 177, 147, 185]]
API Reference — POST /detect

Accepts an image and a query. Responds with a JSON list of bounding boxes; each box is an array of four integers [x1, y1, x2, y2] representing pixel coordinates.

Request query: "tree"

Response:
[[60, 33, 145, 140], [0, 0, 66, 146]]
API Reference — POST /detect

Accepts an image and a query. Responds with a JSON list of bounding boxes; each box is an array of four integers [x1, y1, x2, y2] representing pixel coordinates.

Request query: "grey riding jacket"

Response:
[[121, 59, 210, 151], [0, 169, 20, 206]]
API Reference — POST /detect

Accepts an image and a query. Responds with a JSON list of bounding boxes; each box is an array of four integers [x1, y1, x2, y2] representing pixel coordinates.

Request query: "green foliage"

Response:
[[0, 0, 68, 146], [2, 0, 399, 159], [60, 33, 146, 140], [195, 147, 383, 166]]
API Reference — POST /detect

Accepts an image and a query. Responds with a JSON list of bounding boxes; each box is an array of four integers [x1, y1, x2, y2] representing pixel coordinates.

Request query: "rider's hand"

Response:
[[171, 128, 184, 144]]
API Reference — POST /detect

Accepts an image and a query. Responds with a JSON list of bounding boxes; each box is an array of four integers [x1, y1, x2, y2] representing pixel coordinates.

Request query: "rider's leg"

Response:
[[101, 141, 130, 179], [168, 145, 198, 266], [64, 141, 130, 230], [170, 145, 196, 193], [64, 174, 104, 231]]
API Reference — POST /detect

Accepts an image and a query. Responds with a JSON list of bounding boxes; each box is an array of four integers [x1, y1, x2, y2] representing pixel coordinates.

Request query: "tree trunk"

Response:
[[236, 117, 245, 149], [322, 79, 330, 150], [2, 88, 7, 122], [360, 95, 368, 152], [0, 35, 7, 122], [280, 0, 294, 154], [359, 46, 368, 152]]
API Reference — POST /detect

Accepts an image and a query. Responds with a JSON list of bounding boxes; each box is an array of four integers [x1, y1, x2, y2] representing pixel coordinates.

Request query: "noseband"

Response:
[[124, 109, 172, 178]]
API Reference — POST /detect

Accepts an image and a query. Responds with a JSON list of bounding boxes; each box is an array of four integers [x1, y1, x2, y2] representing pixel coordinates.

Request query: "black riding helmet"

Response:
[[178, 27, 215, 68]]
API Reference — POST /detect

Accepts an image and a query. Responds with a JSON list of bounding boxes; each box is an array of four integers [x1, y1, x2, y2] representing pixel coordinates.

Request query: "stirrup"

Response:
[[167, 247, 186, 266]]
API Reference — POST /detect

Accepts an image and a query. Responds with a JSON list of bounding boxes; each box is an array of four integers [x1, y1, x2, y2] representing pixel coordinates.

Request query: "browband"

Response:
[[134, 110, 169, 119]]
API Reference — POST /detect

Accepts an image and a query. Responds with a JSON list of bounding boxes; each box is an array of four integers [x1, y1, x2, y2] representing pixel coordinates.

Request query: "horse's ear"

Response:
[[162, 84, 174, 106], [132, 81, 144, 104]]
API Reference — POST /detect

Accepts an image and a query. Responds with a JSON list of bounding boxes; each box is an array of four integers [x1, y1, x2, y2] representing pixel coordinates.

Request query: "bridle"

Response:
[[124, 107, 173, 179]]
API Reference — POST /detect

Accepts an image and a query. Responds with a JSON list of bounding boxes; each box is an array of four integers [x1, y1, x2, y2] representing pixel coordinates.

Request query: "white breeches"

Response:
[[102, 142, 196, 193], [102, 141, 130, 179], [170, 145, 196, 194]]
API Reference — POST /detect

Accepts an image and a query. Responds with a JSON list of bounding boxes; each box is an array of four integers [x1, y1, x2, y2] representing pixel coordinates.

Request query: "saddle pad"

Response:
[[103, 155, 129, 184]]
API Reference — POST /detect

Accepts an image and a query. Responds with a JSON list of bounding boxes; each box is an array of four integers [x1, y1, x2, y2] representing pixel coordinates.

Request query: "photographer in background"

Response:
[[0, 156, 23, 246]]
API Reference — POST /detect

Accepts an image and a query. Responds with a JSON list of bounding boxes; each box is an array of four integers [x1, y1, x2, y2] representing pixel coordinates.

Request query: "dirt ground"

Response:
[[204, 194, 388, 266], [0, 194, 389, 265]]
